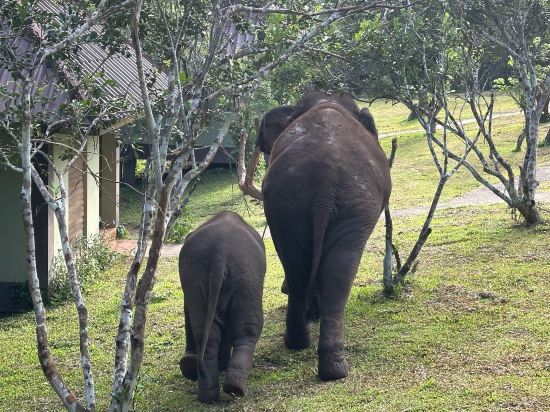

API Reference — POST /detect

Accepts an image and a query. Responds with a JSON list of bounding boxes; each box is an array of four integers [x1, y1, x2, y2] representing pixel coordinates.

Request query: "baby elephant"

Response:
[[178, 211, 266, 403]]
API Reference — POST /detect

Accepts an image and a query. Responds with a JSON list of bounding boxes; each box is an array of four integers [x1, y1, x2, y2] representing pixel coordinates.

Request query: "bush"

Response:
[[48, 234, 120, 306], [165, 216, 193, 244]]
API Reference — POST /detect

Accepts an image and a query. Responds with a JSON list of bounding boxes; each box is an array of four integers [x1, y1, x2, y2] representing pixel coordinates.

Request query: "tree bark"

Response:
[[20, 83, 88, 412]]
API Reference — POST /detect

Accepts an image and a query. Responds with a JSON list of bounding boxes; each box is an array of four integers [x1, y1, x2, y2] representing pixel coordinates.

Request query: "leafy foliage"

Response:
[[48, 235, 119, 306], [165, 215, 193, 244]]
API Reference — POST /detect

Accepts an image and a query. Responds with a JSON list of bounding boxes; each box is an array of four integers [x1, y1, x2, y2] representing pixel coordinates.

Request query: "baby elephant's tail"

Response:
[[197, 264, 225, 401]]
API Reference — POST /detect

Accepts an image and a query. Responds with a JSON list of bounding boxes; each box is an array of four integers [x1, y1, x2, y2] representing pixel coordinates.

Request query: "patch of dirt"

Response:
[[427, 284, 508, 313], [498, 396, 550, 412], [107, 238, 182, 257]]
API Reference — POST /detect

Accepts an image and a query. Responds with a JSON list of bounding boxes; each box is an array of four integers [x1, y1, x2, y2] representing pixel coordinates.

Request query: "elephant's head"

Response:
[[256, 93, 378, 157], [256, 105, 296, 155]]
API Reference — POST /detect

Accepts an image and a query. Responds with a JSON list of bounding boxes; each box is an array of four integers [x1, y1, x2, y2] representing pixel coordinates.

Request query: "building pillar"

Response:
[[99, 133, 120, 227], [86, 135, 101, 237]]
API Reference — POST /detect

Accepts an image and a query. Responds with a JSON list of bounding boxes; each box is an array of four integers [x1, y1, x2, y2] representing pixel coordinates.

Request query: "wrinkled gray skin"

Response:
[[178, 211, 266, 403], [257, 91, 391, 381]]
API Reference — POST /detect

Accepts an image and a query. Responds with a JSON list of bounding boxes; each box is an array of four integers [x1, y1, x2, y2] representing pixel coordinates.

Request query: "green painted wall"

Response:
[[0, 167, 27, 283]]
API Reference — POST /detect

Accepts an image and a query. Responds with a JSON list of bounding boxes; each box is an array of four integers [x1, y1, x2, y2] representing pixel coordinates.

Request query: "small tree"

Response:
[[345, 0, 549, 224]]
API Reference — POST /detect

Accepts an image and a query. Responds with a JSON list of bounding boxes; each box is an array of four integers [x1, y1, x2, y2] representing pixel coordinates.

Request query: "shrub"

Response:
[[48, 234, 120, 306], [165, 216, 193, 244]]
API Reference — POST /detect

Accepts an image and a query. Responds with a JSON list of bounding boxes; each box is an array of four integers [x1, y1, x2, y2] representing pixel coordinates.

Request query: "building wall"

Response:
[[0, 168, 26, 283], [0, 133, 116, 312], [68, 155, 86, 243]]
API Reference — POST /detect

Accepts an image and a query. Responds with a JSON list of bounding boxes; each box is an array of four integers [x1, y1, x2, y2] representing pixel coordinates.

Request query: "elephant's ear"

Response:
[[256, 105, 296, 155], [356, 107, 378, 137]]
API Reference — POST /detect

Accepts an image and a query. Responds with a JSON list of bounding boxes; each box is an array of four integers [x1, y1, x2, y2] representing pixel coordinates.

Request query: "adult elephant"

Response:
[[256, 92, 391, 381]]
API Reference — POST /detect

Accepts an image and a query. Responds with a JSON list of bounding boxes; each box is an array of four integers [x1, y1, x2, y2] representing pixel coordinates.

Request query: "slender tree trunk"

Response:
[[237, 129, 263, 201], [544, 127, 550, 147], [518, 100, 541, 224], [20, 82, 87, 411], [514, 129, 525, 152], [119, 185, 171, 411]]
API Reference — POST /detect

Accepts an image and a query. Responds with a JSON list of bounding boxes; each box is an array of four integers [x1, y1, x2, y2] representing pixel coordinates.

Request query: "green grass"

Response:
[[2, 97, 550, 411], [120, 167, 266, 237], [365, 93, 521, 135], [2, 205, 550, 411]]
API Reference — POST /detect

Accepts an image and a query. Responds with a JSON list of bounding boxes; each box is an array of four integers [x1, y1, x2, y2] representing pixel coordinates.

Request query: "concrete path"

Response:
[[393, 165, 550, 218]]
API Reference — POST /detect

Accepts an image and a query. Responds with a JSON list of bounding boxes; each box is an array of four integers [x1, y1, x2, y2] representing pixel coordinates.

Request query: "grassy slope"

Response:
[[2, 97, 550, 411]]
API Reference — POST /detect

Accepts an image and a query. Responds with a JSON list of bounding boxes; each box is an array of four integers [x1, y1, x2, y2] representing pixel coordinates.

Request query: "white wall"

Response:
[[86, 136, 100, 236]]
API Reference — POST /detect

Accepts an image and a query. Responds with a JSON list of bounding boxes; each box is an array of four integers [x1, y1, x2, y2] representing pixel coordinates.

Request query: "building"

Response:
[[0, 0, 167, 311]]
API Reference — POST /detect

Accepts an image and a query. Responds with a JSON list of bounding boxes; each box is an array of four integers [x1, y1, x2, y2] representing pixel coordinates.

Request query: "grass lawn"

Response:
[[1, 205, 549, 411], [362, 93, 521, 135], [2, 96, 550, 411]]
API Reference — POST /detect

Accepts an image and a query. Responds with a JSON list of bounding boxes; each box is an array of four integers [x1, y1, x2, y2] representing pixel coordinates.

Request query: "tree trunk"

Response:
[[514, 129, 525, 152], [516, 201, 540, 225], [237, 129, 263, 201], [20, 85, 88, 411], [544, 127, 550, 147]]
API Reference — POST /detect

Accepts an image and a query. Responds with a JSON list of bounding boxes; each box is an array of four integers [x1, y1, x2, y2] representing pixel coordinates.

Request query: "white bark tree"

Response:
[[345, 0, 549, 224], [443, 0, 550, 223]]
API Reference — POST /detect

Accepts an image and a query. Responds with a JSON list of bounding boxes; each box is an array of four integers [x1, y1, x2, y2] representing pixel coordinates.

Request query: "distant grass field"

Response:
[[364, 93, 521, 135], [2, 94, 550, 411]]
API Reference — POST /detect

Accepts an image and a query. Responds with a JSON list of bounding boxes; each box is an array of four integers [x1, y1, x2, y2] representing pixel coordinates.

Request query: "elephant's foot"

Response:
[[179, 353, 198, 381], [197, 384, 220, 404], [318, 350, 349, 381], [223, 367, 248, 397], [284, 330, 311, 350], [223, 380, 246, 397]]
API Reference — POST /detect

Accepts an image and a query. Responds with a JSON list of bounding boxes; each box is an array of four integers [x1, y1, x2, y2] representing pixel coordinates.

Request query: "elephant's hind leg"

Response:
[[218, 329, 231, 372], [223, 337, 258, 397], [180, 304, 198, 381], [223, 298, 263, 397], [270, 229, 312, 350], [317, 229, 368, 380]]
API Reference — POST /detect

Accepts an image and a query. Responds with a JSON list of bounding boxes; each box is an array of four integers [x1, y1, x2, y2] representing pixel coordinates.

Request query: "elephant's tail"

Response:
[[306, 206, 330, 305], [198, 264, 225, 383]]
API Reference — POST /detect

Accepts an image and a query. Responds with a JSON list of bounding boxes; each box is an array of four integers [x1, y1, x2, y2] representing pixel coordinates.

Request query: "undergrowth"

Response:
[[48, 234, 120, 306]]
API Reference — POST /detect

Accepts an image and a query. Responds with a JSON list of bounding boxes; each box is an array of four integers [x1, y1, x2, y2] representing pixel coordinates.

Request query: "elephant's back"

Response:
[[179, 212, 265, 284], [264, 103, 391, 212]]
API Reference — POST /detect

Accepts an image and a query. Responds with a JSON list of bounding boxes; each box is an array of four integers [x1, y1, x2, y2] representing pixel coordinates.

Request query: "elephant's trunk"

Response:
[[237, 129, 263, 201]]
